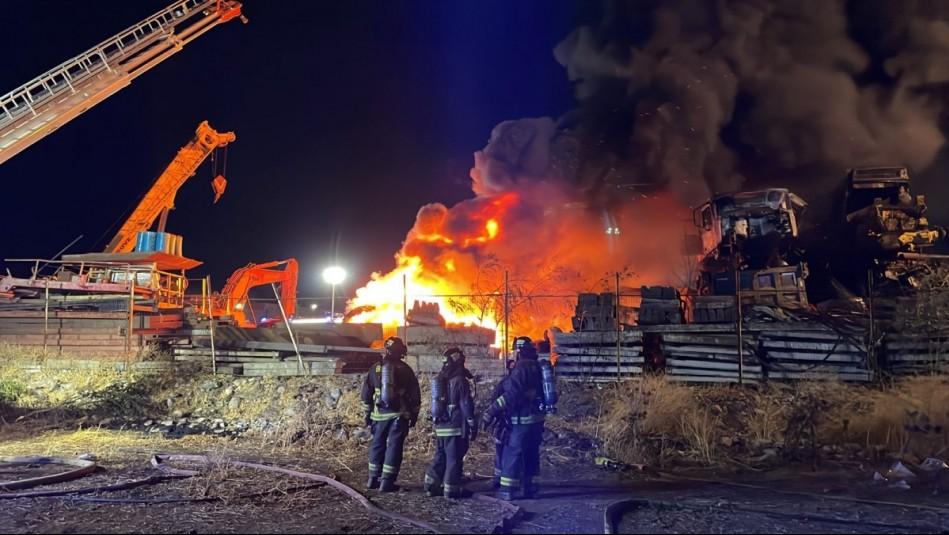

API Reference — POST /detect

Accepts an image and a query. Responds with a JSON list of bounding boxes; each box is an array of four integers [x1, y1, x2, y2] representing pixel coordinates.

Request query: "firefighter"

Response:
[[484, 336, 546, 501], [487, 357, 516, 489], [361, 336, 421, 492], [423, 347, 477, 498]]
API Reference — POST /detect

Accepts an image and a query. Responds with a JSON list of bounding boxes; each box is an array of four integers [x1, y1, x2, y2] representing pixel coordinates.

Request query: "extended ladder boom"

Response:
[[104, 120, 235, 254], [0, 0, 244, 165]]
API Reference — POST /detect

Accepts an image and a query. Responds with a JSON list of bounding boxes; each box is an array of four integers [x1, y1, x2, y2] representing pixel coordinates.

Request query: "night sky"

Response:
[[0, 0, 591, 296]]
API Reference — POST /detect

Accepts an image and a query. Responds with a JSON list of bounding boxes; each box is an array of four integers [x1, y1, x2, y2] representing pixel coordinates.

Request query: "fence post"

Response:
[[127, 268, 134, 368], [43, 280, 50, 355], [403, 273, 409, 350], [867, 268, 876, 374], [615, 272, 621, 381], [504, 271, 510, 360], [734, 247, 744, 386], [208, 276, 217, 376]]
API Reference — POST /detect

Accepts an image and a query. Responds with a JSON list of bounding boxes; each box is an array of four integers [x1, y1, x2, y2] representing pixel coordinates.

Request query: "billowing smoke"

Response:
[[350, 0, 949, 339], [550, 0, 949, 206]]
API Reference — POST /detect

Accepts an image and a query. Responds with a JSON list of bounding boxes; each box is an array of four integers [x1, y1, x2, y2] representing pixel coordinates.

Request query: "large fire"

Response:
[[346, 176, 696, 346], [347, 194, 519, 343]]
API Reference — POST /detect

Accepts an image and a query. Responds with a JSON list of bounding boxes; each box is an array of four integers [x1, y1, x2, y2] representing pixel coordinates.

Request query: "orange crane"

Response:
[[203, 259, 299, 328], [105, 120, 235, 254], [0, 0, 245, 165]]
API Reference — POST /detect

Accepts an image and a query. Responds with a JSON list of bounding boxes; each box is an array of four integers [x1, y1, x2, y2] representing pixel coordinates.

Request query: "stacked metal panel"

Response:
[[659, 332, 763, 384], [552, 330, 643, 382], [883, 331, 949, 375], [757, 327, 872, 382]]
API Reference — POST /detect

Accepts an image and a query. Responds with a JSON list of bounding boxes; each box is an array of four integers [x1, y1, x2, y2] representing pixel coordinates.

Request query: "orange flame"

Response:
[[347, 187, 695, 347], [347, 195, 517, 345]]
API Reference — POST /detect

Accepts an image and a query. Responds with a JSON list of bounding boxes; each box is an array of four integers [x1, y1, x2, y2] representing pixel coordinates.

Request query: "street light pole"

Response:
[[322, 266, 347, 324]]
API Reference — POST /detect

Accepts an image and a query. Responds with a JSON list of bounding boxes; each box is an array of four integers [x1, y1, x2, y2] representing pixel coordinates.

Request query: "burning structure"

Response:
[[344, 0, 949, 350]]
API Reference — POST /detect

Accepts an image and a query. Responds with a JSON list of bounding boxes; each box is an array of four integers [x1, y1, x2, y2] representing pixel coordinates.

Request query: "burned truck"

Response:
[[687, 189, 810, 322]]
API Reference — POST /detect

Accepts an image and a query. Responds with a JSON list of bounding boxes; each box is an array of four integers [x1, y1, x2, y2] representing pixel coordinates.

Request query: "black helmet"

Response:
[[384, 336, 407, 359], [514, 336, 537, 360], [512, 336, 532, 351], [443, 346, 465, 366]]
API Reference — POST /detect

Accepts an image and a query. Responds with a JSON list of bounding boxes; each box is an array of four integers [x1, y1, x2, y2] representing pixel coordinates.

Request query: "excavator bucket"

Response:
[[211, 175, 228, 204]]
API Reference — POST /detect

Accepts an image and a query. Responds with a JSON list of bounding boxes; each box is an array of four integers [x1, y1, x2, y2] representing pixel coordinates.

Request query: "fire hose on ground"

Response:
[[0, 454, 443, 534]]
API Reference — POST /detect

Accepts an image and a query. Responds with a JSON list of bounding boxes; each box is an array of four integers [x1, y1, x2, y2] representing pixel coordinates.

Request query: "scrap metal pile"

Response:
[[555, 166, 949, 383]]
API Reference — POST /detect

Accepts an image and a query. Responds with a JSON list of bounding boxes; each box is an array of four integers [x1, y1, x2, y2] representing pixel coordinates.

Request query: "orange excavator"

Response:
[[201, 259, 299, 328]]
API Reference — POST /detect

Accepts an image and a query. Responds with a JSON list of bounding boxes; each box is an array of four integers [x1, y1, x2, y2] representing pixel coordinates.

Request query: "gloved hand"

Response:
[[408, 415, 418, 428], [467, 419, 479, 441], [363, 413, 372, 427], [481, 411, 496, 432]]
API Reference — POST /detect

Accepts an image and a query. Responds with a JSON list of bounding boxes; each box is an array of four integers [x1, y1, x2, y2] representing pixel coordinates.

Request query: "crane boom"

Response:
[[104, 120, 235, 254], [0, 0, 244, 166]]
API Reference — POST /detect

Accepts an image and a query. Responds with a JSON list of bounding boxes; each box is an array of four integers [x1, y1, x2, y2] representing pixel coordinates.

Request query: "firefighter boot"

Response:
[[379, 478, 399, 492], [443, 485, 464, 499], [366, 476, 380, 490], [522, 477, 538, 499], [498, 486, 516, 501]]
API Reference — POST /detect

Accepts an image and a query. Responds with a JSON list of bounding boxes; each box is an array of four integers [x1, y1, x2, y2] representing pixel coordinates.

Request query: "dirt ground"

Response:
[[0, 426, 947, 534]]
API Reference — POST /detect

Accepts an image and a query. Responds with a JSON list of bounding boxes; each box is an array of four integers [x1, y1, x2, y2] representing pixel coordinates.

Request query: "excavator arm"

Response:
[[104, 120, 235, 253], [212, 259, 298, 328]]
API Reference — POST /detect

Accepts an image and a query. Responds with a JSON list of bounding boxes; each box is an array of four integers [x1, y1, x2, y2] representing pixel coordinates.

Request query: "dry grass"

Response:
[[847, 376, 949, 459], [679, 405, 720, 464], [0, 426, 218, 460], [592, 377, 722, 465]]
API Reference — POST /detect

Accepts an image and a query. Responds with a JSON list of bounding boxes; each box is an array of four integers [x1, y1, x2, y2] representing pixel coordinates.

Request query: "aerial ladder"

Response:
[[0, 0, 245, 165], [104, 120, 235, 254]]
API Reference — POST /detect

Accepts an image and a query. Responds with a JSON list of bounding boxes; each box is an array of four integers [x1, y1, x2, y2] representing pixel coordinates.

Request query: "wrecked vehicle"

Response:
[[844, 166, 946, 254], [693, 188, 808, 266]]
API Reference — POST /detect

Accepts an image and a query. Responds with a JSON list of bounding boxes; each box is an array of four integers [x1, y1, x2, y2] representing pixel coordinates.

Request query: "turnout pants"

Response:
[[499, 422, 544, 492], [493, 439, 504, 483], [368, 416, 410, 482], [424, 435, 470, 495]]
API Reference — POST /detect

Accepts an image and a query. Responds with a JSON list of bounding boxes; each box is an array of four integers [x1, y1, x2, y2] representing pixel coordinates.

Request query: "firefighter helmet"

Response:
[[383, 336, 407, 359], [512, 336, 532, 351], [443, 346, 465, 366]]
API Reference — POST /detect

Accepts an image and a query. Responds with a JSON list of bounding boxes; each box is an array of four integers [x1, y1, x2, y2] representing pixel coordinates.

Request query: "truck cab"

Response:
[[693, 188, 808, 259]]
